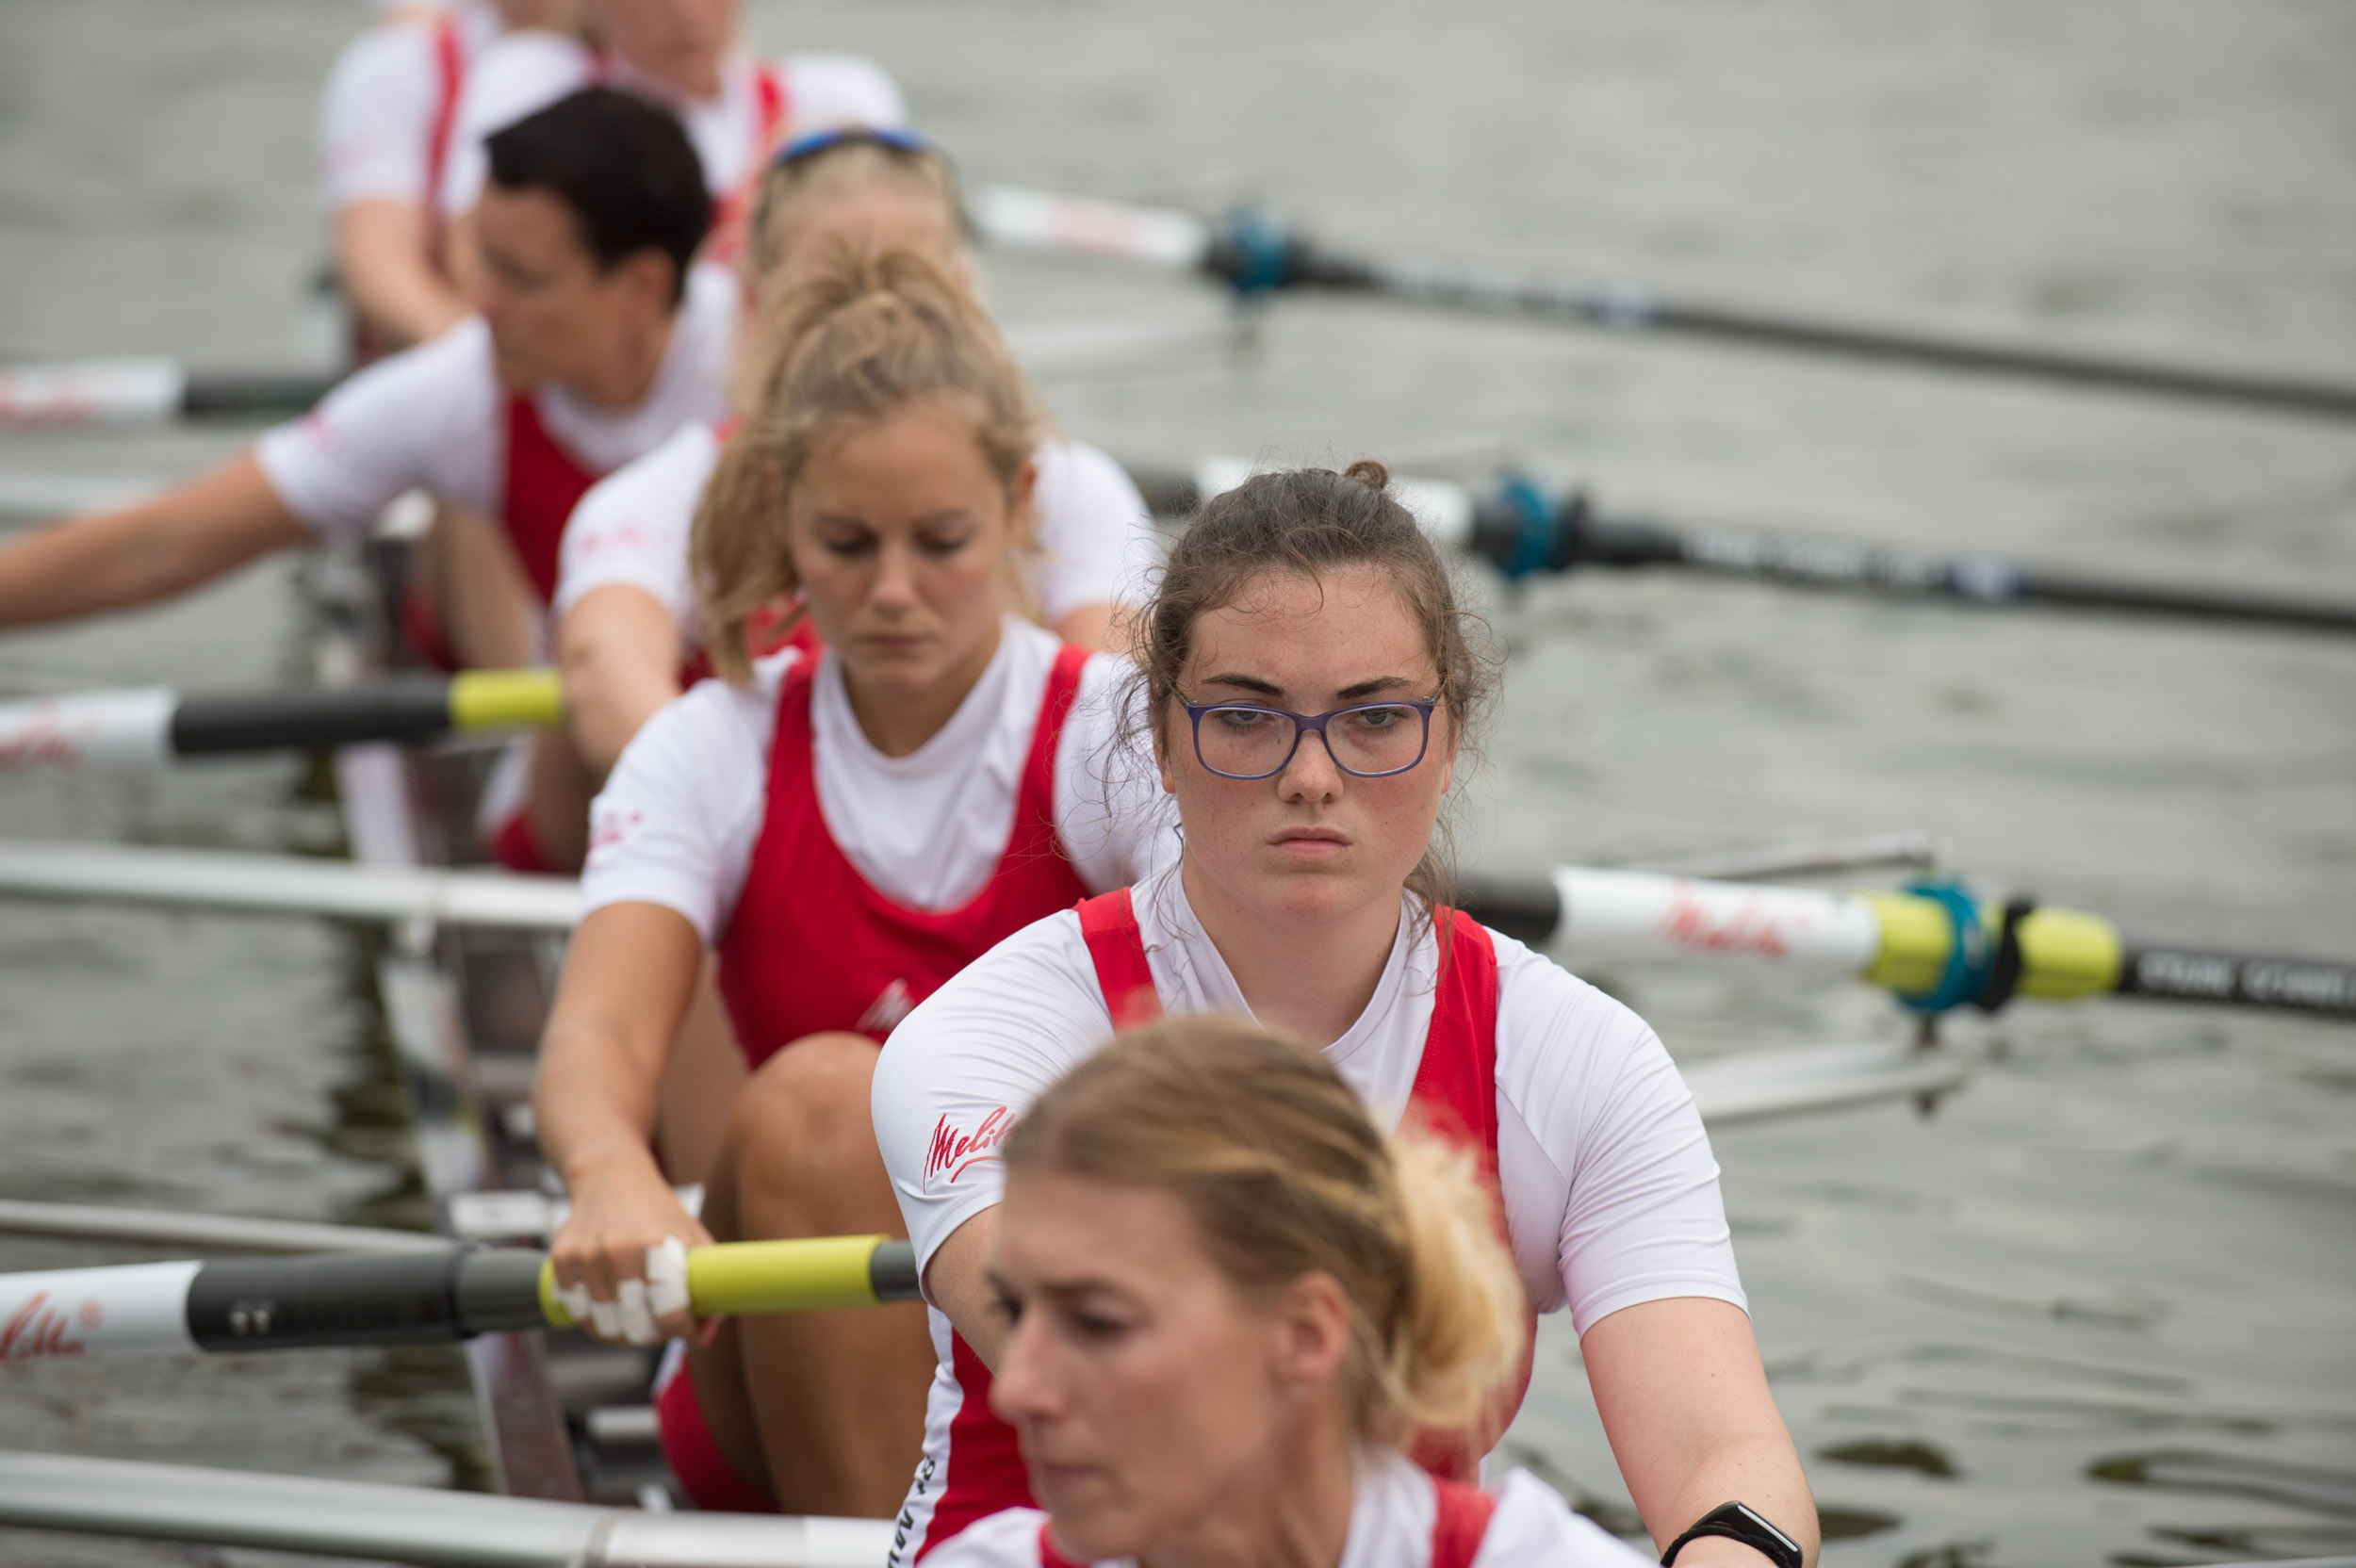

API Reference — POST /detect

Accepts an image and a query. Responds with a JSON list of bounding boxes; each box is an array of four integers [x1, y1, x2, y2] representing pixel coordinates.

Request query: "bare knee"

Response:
[[710, 1033, 889, 1235]]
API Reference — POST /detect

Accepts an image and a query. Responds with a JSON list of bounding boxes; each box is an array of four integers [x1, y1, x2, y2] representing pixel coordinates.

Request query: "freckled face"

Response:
[[1158, 565, 1456, 933]]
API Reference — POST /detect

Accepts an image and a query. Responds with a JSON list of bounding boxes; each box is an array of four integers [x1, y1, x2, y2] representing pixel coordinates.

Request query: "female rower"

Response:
[[874, 462, 1818, 1564], [930, 1017, 1654, 1568], [536, 127, 1153, 873], [531, 246, 1168, 1519]]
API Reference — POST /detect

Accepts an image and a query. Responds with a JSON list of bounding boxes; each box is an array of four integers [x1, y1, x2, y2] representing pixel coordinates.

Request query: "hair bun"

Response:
[[1343, 458, 1392, 493]]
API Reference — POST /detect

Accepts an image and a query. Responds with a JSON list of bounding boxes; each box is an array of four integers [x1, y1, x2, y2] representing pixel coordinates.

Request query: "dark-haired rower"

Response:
[[0, 88, 728, 858]]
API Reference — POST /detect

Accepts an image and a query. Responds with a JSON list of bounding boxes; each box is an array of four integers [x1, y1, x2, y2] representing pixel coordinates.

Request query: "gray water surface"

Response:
[[0, 3, 2349, 1564]]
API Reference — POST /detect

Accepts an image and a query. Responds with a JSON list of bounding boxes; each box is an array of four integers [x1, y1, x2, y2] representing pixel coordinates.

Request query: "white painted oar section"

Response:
[[973, 186, 1214, 270], [0, 1260, 199, 1361], [1553, 866, 1884, 972], [0, 841, 580, 931], [0, 687, 174, 768], [1682, 1043, 1963, 1125], [0, 1449, 892, 1567], [0, 358, 187, 426]]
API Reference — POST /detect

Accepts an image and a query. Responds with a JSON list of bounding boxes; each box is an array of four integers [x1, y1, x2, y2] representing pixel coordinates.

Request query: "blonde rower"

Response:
[[932, 1018, 1658, 1568], [532, 248, 1168, 1518], [541, 128, 1153, 867]]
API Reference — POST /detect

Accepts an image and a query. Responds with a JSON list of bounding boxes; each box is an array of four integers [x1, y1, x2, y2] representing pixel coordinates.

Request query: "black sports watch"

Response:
[[1660, 1502, 1804, 1568]]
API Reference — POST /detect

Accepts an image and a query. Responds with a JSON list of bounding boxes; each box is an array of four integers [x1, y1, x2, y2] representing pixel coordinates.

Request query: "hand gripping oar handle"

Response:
[[0, 670, 562, 771], [1457, 866, 2356, 1021], [0, 1237, 921, 1364]]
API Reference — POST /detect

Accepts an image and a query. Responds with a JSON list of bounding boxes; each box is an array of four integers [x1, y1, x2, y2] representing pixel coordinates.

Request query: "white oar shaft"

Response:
[[0, 1199, 447, 1256], [0, 688, 173, 769], [0, 1261, 198, 1363], [0, 358, 186, 427], [0, 841, 581, 930], [1552, 866, 1884, 972], [972, 184, 1212, 270], [0, 1449, 894, 1567]]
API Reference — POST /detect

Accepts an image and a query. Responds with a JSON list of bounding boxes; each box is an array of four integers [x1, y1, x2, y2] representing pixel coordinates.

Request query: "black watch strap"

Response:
[[1660, 1502, 1803, 1568]]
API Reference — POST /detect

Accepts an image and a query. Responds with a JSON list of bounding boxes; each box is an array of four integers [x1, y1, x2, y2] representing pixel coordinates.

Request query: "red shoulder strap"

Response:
[[1407, 911, 1503, 1187], [1075, 889, 1161, 1032], [754, 61, 790, 151], [422, 13, 466, 225], [1429, 1478, 1497, 1568]]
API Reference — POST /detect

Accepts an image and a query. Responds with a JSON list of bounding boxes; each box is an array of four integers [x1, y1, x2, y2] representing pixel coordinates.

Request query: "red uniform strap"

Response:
[[421, 11, 466, 240], [1074, 888, 1162, 1032], [1429, 1478, 1497, 1568], [753, 61, 789, 153]]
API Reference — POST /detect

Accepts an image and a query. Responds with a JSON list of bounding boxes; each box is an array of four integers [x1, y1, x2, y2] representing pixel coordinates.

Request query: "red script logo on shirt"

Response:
[[924, 1106, 1012, 1190]]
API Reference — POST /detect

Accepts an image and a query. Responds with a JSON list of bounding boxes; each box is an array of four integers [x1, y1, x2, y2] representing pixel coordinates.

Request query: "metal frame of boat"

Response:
[[310, 530, 678, 1508]]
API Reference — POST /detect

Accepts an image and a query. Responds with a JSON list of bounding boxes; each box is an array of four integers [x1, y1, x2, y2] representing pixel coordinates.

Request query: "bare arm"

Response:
[[557, 583, 686, 780], [1049, 601, 1118, 655], [1582, 1297, 1818, 1567], [0, 451, 309, 631], [921, 1208, 1006, 1367], [334, 200, 469, 351], [533, 901, 713, 1338]]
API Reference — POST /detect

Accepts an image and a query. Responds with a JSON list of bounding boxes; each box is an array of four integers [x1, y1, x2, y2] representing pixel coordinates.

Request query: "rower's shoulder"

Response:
[[773, 51, 907, 131], [1034, 436, 1149, 512], [457, 28, 592, 120], [916, 1507, 1056, 1567], [1477, 1470, 1656, 1566], [1480, 923, 1669, 1077]]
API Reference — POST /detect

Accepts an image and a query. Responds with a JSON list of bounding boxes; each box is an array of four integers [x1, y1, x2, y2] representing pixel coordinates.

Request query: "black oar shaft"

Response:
[[2116, 948, 2356, 1019], [170, 679, 454, 756], [179, 372, 339, 421], [184, 1249, 542, 1351], [1252, 237, 2356, 423], [1465, 495, 2356, 636]]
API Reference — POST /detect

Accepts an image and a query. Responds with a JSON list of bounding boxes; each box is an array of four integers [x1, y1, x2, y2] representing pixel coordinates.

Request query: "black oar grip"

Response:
[[1454, 873, 1562, 947], [182, 1248, 547, 1351], [171, 680, 451, 756], [186, 1250, 469, 1350], [869, 1240, 921, 1303]]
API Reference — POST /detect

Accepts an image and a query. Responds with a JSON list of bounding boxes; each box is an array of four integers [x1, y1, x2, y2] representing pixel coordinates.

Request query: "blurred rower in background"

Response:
[[542, 127, 1155, 871], [438, 0, 905, 293], [319, 0, 578, 352], [0, 90, 722, 853]]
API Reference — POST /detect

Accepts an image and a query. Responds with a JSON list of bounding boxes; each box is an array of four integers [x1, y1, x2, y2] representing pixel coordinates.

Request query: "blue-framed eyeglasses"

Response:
[[1180, 698, 1442, 781], [771, 123, 941, 171]]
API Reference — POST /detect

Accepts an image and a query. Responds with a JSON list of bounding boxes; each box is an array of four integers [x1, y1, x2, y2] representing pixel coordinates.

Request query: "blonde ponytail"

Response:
[[1001, 1018, 1530, 1448], [689, 241, 1040, 683]]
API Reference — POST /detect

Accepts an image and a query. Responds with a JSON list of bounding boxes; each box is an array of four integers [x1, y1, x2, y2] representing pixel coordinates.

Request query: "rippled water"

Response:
[[1, 2, 2350, 1563]]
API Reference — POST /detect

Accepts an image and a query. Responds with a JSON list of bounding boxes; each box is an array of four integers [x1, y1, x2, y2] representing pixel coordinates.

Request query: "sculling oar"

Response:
[[0, 321, 1227, 433], [977, 186, 2356, 423], [0, 358, 337, 428], [0, 1449, 891, 1567], [0, 1234, 919, 1364], [0, 669, 562, 770], [1460, 865, 2356, 1021], [1129, 460, 2356, 637]]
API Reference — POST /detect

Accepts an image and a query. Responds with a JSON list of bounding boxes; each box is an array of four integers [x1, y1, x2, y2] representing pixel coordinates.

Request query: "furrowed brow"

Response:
[[1335, 676, 1416, 702], [1197, 673, 1285, 698]]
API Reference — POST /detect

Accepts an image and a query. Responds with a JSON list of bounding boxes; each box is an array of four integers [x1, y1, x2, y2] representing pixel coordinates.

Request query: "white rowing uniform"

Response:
[[437, 33, 905, 227], [318, 0, 504, 216], [871, 862, 1744, 1562], [923, 1452, 1653, 1568], [580, 618, 1170, 944], [254, 261, 737, 613], [555, 420, 1160, 648]]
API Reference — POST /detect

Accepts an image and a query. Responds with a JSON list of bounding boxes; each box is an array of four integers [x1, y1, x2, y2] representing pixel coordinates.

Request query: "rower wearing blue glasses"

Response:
[[873, 460, 1819, 1567]]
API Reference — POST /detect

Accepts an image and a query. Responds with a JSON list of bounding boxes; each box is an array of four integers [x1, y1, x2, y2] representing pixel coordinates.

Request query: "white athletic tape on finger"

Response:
[[646, 1237, 690, 1321], [616, 1278, 657, 1347], [556, 1279, 594, 1325], [589, 1296, 624, 1339]]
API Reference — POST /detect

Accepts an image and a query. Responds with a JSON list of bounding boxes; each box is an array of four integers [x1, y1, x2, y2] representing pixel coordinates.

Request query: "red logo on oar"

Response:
[[0, 1292, 89, 1362]]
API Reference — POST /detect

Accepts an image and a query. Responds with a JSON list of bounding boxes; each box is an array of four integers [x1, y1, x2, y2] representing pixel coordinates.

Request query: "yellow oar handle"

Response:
[[1861, 892, 2121, 1002], [535, 1235, 920, 1329], [448, 669, 564, 733]]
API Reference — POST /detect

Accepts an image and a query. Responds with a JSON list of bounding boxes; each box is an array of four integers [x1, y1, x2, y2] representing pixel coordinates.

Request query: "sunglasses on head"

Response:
[[771, 123, 941, 171]]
